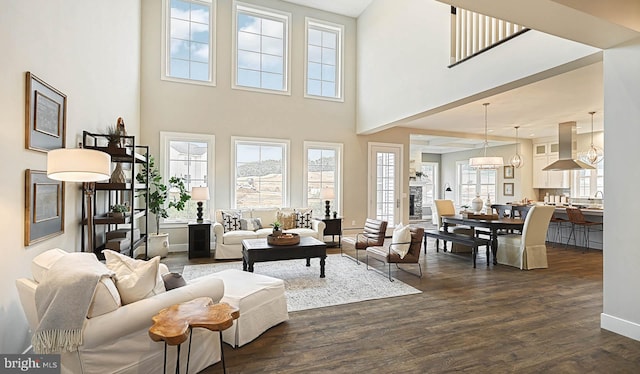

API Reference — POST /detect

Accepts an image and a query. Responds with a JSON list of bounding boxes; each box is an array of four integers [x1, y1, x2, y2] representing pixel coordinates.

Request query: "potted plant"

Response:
[[136, 154, 190, 257], [104, 125, 123, 150], [109, 203, 129, 218], [272, 221, 282, 237]]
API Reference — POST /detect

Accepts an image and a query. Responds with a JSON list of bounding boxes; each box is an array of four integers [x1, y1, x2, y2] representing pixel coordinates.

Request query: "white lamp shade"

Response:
[[320, 187, 335, 199], [191, 186, 210, 201], [47, 148, 111, 182], [469, 156, 504, 169]]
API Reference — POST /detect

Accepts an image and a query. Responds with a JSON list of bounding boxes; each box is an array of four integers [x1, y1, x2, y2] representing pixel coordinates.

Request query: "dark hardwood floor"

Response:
[[162, 240, 640, 373]]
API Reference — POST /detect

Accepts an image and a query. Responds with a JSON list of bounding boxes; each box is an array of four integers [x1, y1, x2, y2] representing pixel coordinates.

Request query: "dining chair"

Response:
[[434, 199, 472, 252], [565, 208, 602, 251], [496, 205, 555, 270], [490, 204, 513, 234]]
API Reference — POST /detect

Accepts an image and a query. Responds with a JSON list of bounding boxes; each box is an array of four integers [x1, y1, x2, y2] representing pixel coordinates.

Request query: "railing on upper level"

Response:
[[449, 6, 529, 67]]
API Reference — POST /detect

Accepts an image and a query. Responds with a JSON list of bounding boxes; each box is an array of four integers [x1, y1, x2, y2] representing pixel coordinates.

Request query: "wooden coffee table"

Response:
[[242, 236, 327, 278]]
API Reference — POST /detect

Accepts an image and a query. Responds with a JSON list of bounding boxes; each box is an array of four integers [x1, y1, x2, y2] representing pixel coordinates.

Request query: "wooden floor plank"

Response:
[[161, 239, 640, 373]]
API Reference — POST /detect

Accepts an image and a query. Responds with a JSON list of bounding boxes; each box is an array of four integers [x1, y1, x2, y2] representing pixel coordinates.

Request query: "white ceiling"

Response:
[[282, 0, 610, 154], [281, 0, 373, 18]]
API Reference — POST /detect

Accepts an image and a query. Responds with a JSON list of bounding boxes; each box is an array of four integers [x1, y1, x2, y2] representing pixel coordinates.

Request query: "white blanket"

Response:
[[33, 252, 114, 353]]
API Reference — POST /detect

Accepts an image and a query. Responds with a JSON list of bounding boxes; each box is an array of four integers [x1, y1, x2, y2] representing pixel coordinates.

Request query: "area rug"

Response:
[[181, 254, 421, 312]]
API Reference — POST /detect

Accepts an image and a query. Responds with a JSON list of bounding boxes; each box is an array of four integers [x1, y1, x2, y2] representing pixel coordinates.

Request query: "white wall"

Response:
[[0, 0, 141, 353], [601, 37, 640, 340], [139, 0, 427, 242], [440, 140, 535, 205], [356, 0, 601, 134]]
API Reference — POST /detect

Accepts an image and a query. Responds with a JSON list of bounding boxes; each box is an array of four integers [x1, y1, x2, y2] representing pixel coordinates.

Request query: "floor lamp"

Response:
[[443, 183, 452, 199], [47, 148, 111, 252]]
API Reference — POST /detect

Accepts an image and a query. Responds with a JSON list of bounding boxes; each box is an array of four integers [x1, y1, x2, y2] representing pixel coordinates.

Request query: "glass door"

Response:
[[368, 143, 402, 226]]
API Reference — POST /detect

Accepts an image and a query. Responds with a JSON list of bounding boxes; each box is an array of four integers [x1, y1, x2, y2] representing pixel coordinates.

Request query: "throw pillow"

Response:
[[391, 223, 412, 259], [240, 217, 262, 231], [162, 272, 187, 290], [103, 250, 165, 304], [221, 210, 242, 232], [277, 211, 298, 230], [296, 209, 313, 229]]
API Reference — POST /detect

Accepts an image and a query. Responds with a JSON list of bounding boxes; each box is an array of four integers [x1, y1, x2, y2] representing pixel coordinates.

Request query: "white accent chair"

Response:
[[496, 205, 555, 269], [16, 248, 225, 374], [433, 199, 473, 252]]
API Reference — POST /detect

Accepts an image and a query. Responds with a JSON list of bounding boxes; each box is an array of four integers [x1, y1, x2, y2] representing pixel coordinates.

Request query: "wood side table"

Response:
[[149, 297, 240, 374], [188, 222, 211, 259], [317, 217, 342, 247]]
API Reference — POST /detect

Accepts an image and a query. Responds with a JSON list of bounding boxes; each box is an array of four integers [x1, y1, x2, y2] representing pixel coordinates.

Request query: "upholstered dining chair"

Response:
[[496, 205, 555, 270], [366, 226, 425, 281], [434, 199, 473, 252], [341, 218, 388, 264]]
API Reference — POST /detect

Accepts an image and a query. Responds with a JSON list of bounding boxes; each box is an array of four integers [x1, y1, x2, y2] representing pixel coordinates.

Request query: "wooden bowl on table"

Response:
[[267, 233, 300, 246]]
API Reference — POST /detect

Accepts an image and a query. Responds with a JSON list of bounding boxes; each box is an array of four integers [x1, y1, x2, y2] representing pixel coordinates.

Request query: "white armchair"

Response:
[[15, 248, 225, 374], [496, 205, 555, 269]]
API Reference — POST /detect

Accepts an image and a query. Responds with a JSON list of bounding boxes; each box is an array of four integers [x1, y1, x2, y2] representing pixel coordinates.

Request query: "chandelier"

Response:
[[510, 125, 524, 168], [469, 103, 504, 169], [586, 111, 603, 164]]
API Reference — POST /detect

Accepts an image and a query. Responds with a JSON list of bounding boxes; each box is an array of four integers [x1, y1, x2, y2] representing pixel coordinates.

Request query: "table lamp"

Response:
[[191, 186, 210, 223], [47, 148, 111, 252], [320, 186, 335, 218]]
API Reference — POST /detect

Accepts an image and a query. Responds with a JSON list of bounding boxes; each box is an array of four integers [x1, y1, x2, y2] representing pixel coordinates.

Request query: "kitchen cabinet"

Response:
[[533, 142, 569, 188]]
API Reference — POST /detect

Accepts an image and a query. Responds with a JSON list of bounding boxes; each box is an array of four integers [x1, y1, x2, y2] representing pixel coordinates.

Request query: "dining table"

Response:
[[441, 214, 525, 265]]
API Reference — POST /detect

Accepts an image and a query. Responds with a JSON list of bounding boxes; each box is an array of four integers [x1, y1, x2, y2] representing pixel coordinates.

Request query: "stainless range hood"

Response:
[[543, 121, 595, 171]]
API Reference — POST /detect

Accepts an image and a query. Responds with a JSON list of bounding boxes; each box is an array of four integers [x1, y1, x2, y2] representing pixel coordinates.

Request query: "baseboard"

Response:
[[601, 313, 640, 341]]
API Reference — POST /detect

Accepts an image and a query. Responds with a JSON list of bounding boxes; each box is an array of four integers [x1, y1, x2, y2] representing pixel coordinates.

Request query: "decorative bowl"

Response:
[[267, 233, 300, 246]]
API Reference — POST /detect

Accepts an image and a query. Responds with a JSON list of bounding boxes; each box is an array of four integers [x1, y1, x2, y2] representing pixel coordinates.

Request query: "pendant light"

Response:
[[586, 111, 603, 164], [469, 103, 504, 169], [510, 125, 524, 168]]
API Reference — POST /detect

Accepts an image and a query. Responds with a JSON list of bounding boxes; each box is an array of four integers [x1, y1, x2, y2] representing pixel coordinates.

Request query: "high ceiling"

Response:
[[281, 0, 373, 18], [281, 1, 635, 154]]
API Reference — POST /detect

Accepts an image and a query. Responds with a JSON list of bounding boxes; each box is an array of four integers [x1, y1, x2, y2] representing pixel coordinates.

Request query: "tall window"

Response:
[[574, 162, 604, 198], [233, 2, 290, 93], [160, 132, 215, 223], [162, 0, 216, 84], [305, 18, 343, 100], [304, 142, 343, 216], [457, 162, 497, 206], [233, 138, 289, 208]]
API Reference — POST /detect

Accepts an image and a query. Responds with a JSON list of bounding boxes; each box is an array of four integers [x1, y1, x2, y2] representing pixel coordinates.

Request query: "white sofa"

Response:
[[16, 248, 225, 374], [213, 208, 326, 259]]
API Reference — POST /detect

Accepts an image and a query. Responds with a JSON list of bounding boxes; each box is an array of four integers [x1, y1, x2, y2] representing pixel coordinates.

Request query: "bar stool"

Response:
[[565, 208, 602, 250], [547, 214, 568, 247]]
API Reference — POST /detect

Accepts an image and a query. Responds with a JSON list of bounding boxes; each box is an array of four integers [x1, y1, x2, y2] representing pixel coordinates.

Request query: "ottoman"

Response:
[[210, 269, 288, 347]]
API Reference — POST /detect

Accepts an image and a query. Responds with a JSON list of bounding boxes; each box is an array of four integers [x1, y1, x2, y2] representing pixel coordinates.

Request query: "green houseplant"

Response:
[[136, 154, 190, 257]]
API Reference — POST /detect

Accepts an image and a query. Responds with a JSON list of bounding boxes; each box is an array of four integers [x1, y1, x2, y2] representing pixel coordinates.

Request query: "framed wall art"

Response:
[[25, 169, 65, 246], [504, 182, 514, 196], [25, 72, 67, 152], [504, 165, 514, 179]]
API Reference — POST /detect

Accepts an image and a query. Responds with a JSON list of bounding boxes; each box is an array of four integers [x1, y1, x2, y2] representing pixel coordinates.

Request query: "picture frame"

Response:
[[504, 182, 514, 196], [25, 169, 65, 246], [25, 72, 67, 152], [504, 165, 514, 179]]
